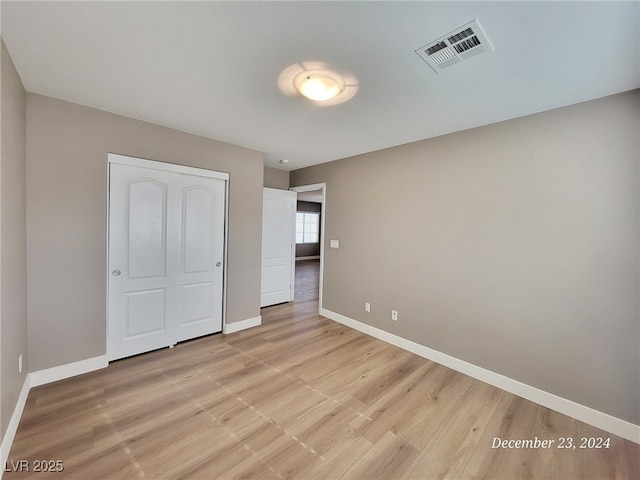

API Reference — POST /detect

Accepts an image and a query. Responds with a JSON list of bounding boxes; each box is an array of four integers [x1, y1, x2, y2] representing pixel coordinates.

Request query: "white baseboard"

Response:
[[1, 377, 30, 479], [29, 355, 108, 388], [320, 307, 640, 444], [223, 315, 262, 334], [296, 256, 320, 261]]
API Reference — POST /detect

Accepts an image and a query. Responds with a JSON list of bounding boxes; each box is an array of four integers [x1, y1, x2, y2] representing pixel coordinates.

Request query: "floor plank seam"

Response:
[[160, 370, 247, 445], [157, 370, 285, 478], [227, 343, 374, 423], [88, 389, 146, 479], [197, 368, 327, 464]]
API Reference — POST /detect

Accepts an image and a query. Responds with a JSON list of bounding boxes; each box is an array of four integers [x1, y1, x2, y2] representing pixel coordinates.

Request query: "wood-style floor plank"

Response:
[[5, 260, 639, 479]]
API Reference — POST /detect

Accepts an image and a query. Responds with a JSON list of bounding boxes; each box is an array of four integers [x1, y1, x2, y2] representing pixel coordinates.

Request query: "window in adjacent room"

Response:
[[296, 212, 319, 244]]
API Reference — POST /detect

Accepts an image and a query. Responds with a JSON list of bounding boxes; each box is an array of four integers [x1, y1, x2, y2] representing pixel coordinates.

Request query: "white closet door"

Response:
[[261, 188, 296, 307], [108, 163, 178, 360], [108, 158, 226, 361], [175, 173, 225, 342]]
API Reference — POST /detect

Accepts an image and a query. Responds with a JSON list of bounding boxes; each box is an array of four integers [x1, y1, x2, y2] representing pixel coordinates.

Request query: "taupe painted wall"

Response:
[[26, 94, 264, 371], [263, 166, 290, 189], [1, 40, 28, 436], [291, 91, 640, 425]]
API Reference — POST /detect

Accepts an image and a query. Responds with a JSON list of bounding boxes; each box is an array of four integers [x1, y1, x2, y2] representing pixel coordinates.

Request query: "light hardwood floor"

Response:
[[5, 260, 639, 479]]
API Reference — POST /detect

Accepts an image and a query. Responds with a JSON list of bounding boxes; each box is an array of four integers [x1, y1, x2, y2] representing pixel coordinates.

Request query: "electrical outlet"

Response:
[[18, 354, 23, 373], [365, 302, 371, 312], [391, 310, 398, 321]]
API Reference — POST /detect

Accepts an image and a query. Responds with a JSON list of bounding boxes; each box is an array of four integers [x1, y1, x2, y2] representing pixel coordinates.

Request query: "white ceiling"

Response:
[[2, 1, 638, 171]]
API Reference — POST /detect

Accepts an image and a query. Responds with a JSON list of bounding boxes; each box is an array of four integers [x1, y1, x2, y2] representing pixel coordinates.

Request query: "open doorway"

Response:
[[290, 184, 325, 311]]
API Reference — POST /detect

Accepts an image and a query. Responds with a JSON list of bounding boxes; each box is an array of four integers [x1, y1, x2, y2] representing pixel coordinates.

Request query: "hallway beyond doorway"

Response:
[[294, 259, 319, 303]]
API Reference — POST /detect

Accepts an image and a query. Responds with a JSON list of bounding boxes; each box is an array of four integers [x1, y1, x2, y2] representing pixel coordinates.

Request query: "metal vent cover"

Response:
[[415, 19, 493, 73]]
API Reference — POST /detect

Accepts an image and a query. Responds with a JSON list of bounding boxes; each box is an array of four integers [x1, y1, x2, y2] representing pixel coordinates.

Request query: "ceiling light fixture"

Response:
[[294, 70, 345, 102]]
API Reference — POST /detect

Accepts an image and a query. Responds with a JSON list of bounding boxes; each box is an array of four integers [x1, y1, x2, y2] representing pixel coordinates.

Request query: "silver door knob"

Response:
[[112, 269, 121, 276], [216, 262, 222, 267]]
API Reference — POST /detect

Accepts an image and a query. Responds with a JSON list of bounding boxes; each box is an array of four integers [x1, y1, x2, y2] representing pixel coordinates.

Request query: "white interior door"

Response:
[[108, 156, 226, 360], [176, 173, 226, 342], [261, 188, 296, 307]]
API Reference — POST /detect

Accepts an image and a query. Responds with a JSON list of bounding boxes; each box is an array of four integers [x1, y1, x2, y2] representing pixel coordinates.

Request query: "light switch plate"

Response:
[[330, 239, 340, 248]]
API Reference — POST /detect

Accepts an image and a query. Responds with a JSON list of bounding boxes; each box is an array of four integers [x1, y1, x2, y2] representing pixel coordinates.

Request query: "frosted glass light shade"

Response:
[[294, 71, 345, 102]]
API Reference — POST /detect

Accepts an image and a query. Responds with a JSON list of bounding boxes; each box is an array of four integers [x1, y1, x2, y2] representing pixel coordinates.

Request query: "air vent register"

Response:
[[415, 19, 493, 73]]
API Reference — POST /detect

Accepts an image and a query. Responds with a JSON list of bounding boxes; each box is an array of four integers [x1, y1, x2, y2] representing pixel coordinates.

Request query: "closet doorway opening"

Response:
[[107, 154, 228, 361]]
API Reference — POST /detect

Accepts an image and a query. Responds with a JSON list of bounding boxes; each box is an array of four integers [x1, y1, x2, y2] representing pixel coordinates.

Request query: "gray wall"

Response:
[[1, 40, 28, 437], [291, 90, 640, 425], [26, 94, 264, 372], [264, 166, 290, 189], [296, 201, 321, 258]]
